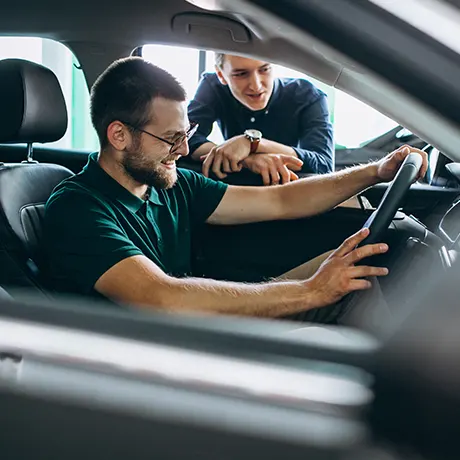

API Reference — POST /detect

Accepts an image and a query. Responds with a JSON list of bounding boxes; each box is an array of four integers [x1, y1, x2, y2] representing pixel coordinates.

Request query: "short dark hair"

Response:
[[90, 57, 186, 148]]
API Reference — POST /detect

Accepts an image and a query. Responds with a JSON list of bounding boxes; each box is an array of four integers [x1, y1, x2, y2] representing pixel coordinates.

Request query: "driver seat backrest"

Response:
[[0, 59, 73, 293]]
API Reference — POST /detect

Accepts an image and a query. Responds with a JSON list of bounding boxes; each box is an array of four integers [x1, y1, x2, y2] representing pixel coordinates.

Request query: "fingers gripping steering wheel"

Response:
[[358, 153, 423, 248]]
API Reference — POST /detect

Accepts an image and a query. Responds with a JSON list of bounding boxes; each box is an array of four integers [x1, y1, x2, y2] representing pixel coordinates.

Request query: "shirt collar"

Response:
[[83, 152, 164, 212], [266, 77, 280, 108]]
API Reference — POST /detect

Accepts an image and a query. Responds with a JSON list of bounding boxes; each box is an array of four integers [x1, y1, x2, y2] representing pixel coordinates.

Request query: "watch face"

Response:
[[245, 129, 262, 139]]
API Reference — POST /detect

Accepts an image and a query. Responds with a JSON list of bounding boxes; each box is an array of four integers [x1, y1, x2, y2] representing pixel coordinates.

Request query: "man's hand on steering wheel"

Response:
[[304, 228, 389, 308], [377, 145, 429, 183], [357, 144, 428, 247]]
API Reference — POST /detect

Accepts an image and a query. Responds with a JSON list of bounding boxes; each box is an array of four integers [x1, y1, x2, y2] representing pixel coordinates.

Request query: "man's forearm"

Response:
[[156, 276, 312, 317], [257, 139, 297, 157], [96, 255, 314, 317], [190, 142, 216, 161], [278, 163, 380, 220]]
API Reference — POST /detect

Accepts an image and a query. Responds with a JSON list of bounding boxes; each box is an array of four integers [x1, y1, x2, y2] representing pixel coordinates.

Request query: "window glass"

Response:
[[333, 90, 398, 148], [206, 50, 397, 148], [0, 37, 98, 151], [270, 62, 398, 148], [0, 38, 398, 154], [144, 45, 398, 150], [143, 45, 224, 144], [142, 44, 200, 102]]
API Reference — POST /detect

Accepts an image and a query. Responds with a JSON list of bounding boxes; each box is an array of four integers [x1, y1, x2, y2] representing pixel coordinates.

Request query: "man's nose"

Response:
[[177, 138, 189, 157], [248, 72, 263, 91]]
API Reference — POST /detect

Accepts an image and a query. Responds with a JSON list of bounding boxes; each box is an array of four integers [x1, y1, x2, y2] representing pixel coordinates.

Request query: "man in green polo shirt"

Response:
[[41, 57, 427, 326]]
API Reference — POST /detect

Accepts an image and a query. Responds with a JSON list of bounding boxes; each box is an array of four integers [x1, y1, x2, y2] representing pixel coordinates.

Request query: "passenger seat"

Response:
[[0, 59, 73, 294]]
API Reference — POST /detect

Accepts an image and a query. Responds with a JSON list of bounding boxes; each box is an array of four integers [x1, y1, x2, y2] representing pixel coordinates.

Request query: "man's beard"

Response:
[[121, 145, 177, 190]]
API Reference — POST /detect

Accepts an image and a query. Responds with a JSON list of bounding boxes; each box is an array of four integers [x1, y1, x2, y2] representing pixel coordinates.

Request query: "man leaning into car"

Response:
[[187, 53, 334, 185], [40, 57, 427, 330]]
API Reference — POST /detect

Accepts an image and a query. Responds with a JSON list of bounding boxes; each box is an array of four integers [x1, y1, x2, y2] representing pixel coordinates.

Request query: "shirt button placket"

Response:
[[146, 204, 163, 249]]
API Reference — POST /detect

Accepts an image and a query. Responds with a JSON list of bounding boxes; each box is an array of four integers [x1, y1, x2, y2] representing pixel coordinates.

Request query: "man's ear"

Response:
[[107, 121, 130, 150], [215, 65, 228, 86]]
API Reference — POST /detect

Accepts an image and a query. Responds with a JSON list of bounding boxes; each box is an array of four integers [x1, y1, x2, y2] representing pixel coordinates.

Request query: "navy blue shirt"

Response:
[[188, 73, 334, 174]]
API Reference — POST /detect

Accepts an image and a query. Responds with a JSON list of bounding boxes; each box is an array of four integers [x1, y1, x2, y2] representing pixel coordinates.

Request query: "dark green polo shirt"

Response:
[[41, 152, 228, 297]]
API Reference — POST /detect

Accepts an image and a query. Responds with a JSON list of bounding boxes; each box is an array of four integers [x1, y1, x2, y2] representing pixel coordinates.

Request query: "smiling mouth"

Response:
[[247, 92, 265, 99], [161, 157, 179, 169]]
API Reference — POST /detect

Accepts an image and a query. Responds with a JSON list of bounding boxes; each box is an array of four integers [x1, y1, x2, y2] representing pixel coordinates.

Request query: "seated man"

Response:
[[187, 54, 334, 185], [41, 57, 427, 329]]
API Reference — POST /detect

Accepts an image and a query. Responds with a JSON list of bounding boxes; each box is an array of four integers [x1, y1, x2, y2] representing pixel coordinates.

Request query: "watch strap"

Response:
[[249, 137, 260, 154]]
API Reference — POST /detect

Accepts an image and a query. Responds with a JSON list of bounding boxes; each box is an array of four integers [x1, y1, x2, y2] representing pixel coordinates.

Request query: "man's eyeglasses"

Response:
[[121, 121, 199, 154]]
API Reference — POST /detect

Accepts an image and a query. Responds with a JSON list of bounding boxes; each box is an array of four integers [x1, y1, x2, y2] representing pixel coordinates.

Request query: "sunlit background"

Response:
[[0, 38, 398, 153]]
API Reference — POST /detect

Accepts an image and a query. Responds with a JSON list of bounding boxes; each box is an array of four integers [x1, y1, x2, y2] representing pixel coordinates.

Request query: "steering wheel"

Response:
[[358, 152, 423, 247], [342, 153, 423, 336]]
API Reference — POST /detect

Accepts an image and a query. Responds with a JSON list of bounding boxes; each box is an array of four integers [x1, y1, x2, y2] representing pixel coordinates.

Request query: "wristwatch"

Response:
[[244, 129, 262, 154]]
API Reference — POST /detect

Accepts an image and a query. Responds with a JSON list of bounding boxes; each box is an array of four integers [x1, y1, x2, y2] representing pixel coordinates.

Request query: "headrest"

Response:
[[0, 59, 68, 144]]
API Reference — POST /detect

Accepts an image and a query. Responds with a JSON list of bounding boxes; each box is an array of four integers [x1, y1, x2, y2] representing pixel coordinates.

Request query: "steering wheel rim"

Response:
[[358, 152, 423, 247]]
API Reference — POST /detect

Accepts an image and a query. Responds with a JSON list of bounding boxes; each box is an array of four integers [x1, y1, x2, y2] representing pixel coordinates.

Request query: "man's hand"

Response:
[[242, 153, 304, 185], [304, 228, 389, 307], [201, 135, 252, 179], [376, 145, 428, 183]]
